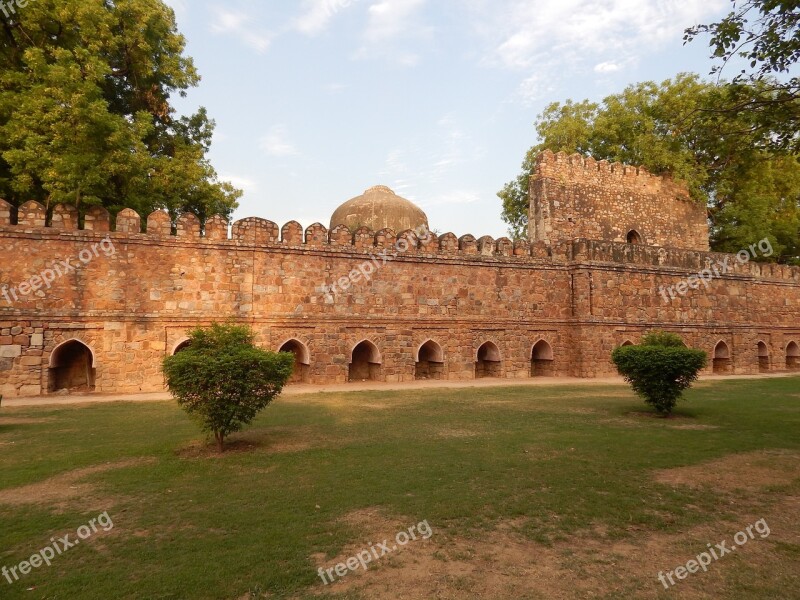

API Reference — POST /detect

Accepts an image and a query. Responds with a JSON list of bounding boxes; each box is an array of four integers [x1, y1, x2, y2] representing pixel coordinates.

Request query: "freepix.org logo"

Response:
[[0, 0, 35, 19], [1, 236, 116, 305], [2, 512, 114, 585], [658, 238, 774, 303]]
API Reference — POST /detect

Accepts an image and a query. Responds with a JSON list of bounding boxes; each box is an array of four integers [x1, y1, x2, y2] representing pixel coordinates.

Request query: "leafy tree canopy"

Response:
[[0, 0, 241, 223], [685, 0, 799, 152], [499, 74, 800, 263]]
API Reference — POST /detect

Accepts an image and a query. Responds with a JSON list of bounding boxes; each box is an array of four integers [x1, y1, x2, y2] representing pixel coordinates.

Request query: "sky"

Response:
[[164, 0, 730, 238]]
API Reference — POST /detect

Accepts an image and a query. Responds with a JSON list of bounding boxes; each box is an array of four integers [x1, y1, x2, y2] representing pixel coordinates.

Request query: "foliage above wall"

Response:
[[499, 75, 800, 264], [0, 0, 241, 223]]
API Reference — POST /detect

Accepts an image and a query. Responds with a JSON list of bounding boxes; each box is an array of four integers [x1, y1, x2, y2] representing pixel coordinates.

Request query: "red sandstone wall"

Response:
[[0, 210, 575, 396], [0, 201, 798, 397], [531, 151, 710, 251]]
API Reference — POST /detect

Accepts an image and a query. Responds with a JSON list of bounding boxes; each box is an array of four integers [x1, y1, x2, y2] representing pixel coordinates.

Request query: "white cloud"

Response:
[[356, 0, 431, 65], [164, 0, 188, 17], [465, 0, 725, 102], [219, 173, 258, 193], [594, 61, 622, 74], [429, 114, 484, 182], [295, 0, 358, 35], [210, 7, 271, 53], [378, 114, 485, 196], [364, 0, 427, 43], [325, 82, 348, 94], [260, 126, 299, 157], [485, 0, 725, 70], [516, 73, 557, 106]]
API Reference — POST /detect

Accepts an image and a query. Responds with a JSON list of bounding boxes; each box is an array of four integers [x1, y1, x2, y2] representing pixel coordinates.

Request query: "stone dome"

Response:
[[330, 186, 429, 233]]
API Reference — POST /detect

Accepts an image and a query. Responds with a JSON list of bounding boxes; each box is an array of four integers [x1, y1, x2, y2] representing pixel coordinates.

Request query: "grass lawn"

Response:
[[0, 377, 799, 599]]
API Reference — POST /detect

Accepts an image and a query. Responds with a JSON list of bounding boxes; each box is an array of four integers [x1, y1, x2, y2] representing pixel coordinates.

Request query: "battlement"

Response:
[[531, 151, 709, 251], [534, 150, 690, 198], [1, 199, 796, 283], [0, 199, 552, 260]]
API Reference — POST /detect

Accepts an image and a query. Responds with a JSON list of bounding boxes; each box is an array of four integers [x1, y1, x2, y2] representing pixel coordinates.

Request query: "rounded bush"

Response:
[[163, 323, 294, 451], [612, 333, 707, 416]]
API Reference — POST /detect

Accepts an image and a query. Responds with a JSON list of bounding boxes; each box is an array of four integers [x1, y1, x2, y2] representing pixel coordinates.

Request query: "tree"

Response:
[[0, 0, 241, 223], [162, 324, 294, 452], [612, 332, 708, 416], [685, 0, 799, 151], [499, 75, 800, 263]]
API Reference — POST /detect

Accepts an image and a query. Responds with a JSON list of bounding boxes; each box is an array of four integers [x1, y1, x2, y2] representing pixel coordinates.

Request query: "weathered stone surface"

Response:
[[531, 151, 710, 251], [83, 206, 110, 232], [232, 218, 278, 245], [0, 345, 22, 358], [0, 153, 797, 397], [305, 223, 328, 247], [51, 204, 78, 230], [329, 224, 352, 246], [0, 199, 12, 225], [204, 215, 228, 241], [147, 210, 172, 237], [116, 208, 141, 234], [177, 213, 201, 239], [281, 221, 304, 246], [331, 186, 428, 234], [17, 201, 46, 228]]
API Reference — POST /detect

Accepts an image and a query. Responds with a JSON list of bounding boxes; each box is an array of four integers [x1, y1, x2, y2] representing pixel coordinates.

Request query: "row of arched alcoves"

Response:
[[42, 337, 800, 393], [175, 338, 556, 383], [619, 339, 800, 375]]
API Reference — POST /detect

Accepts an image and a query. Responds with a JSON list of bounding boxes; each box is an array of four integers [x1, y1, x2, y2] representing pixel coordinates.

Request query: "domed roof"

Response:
[[330, 185, 429, 233]]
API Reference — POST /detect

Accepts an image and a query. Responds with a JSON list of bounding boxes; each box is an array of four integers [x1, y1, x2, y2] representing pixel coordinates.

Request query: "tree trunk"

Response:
[[214, 430, 224, 453]]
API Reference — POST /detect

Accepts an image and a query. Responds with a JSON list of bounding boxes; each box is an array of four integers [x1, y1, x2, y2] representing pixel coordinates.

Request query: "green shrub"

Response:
[[612, 333, 707, 416], [640, 331, 687, 348], [162, 323, 294, 451]]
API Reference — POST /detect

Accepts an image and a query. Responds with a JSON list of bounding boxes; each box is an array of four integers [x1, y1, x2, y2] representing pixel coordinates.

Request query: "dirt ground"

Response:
[[303, 451, 800, 600], [4, 372, 794, 408]]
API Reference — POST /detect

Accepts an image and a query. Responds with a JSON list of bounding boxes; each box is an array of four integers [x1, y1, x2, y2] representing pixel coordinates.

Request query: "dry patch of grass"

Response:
[[305, 494, 799, 600], [655, 450, 800, 492], [0, 416, 54, 426], [176, 425, 330, 458], [0, 457, 156, 511], [435, 428, 483, 439]]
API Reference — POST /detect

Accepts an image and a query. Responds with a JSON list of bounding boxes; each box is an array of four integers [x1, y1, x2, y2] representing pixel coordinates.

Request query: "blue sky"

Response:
[[165, 0, 729, 238]]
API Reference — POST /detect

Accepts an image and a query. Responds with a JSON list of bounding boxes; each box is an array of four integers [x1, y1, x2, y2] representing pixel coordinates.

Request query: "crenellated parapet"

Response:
[[0, 201, 796, 282], [531, 150, 710, 252], [51, 204, 78, 230], [534, 150, 689, 199], [0, 202, 548, 261]]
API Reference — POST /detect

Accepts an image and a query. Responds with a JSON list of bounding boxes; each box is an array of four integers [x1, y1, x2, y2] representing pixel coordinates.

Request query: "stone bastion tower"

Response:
[[0, 151, 798, 397]]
